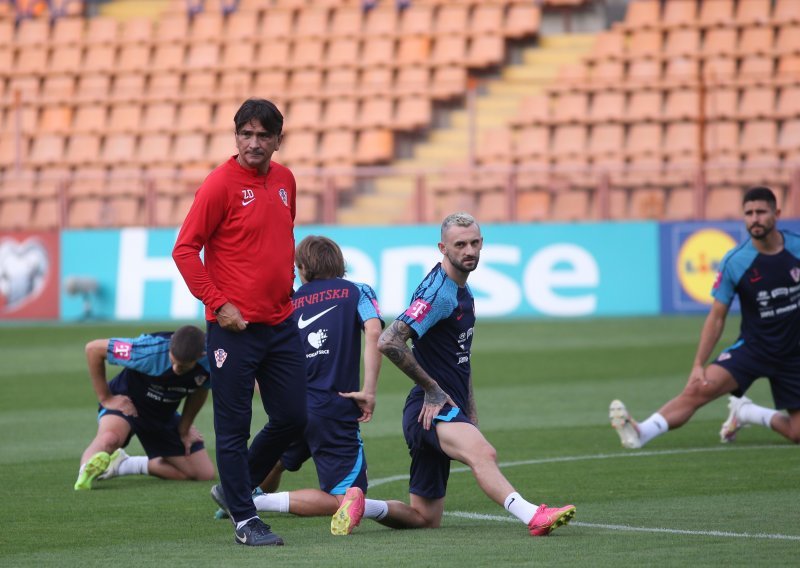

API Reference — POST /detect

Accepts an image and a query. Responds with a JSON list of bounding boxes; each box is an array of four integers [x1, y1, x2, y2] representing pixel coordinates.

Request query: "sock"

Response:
[[738, 402, 779, 429], [638, 412, 669, 445], [252, 491, 290, 513], [117, 456, 148, 476], [504, 492, 539, 524], [364, 499, 389, 521], [236, 516, 259, 530]]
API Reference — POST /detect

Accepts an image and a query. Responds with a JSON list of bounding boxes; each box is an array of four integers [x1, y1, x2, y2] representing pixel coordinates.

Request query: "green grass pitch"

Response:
[[1, 316, 798, 566]]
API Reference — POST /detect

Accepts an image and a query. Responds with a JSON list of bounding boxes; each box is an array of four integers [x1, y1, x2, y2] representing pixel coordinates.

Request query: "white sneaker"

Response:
[[720, 395, 753, 443], [98, 448, 129, 480], [609, 400, 642, 449]]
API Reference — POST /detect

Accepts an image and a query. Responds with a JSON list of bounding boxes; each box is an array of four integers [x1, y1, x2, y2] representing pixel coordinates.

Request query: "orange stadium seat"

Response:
[[358, 97, 394, 130], [703, 28, 737, 58], [773, 0, 800, 25], [83, 44, 117, 74], [115, 44, 151, 74], [662, 0, 697, 29], [623, 0, 660, 30], [699, 0, 734, 28], [355, 129, 394, 164], [664, 28, 700, 58], [394, 96, 431, 131], [85, 16, 118, 46], [736, 0, 772, 26]]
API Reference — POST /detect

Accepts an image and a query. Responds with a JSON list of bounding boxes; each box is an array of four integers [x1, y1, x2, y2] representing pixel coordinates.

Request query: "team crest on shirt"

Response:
[[717, 352, 732, 362], [791, 267, 800, 283], [278, 188, 288, 207], [194, 374, 206, 386], [214, 349, 228, 368]]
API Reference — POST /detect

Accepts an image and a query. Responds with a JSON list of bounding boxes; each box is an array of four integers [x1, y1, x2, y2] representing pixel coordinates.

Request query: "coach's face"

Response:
[[235, 119, 282, 173], [440, 224, 483, 274], [744, 199, 778, 240]]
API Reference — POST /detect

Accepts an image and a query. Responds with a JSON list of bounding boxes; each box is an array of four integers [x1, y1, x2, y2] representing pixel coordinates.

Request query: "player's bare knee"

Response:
[[98, 431, 123, 449]]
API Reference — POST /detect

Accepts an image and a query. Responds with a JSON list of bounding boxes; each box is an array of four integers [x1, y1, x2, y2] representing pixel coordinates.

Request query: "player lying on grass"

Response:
[[610, 187, 800, 449], [74, 325, 215, 490], [209, 235, 384, 535]]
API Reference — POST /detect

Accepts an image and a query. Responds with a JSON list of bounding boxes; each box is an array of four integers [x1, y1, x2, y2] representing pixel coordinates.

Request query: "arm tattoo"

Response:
[[379, 321, 443, 396]]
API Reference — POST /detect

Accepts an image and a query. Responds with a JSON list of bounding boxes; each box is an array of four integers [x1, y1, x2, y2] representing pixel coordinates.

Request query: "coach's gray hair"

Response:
[[441, 212, 478, 239]]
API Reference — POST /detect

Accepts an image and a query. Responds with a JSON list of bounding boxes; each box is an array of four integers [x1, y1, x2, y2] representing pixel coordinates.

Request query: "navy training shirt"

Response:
[[106, 332, 211, 422], [397, 263, 476, 411], [292, 278, 383, 420], [712, 230, 800, 359]]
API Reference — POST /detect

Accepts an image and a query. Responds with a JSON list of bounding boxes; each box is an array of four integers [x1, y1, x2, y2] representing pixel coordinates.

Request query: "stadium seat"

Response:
[[622, 0, 660, 29], [588, 124, 624, 159], [705, 121, 740, 157], [703, 28, 737, 58], [699, 0, 734, 28], [706, 186, 743, 220], [467, 35, 504, 68], [664, 28, 700, 58], [626, 124, 663, 158], [321, 99, 359, 131], [662, 0, 697, 29], [355, 129, 394, 164], [290, 39, 325, 70], [742, 83, 777, 118], [38, 106, 72, 136], [778, 120, 800, 155], [504, 3, 541, 39], [141, 103, 177, 134], [146, 74, 182, 103], [85, 16, 118, 46], [773, 0, 800, 25], [358, 97, 394, 130], [551, 92, 587, 124], [627, 91, 662, 122], [736, 0, 772, 26], [664, 187, 695, 220], [400, 4, 434, 37], [329, 7, 364, 39], [514, 125, 550, 161], [172, 133, 209, 166], [286, 99, 323, 131], [115, 44, 151, 74], [394, 96, 431, 131], [663, 88, 699, 121], [627, 29, 662, 59]]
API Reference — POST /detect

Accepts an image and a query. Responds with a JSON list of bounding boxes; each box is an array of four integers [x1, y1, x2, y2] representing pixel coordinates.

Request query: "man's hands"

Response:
[[419, 385, 456, 431], [179, 424, 204, 455], [215, 302, 248, 331], [339, 390, 376, 422]]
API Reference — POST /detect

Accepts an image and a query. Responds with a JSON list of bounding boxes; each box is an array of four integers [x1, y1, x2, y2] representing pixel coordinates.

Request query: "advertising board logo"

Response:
[[676, 229, 737, 304]]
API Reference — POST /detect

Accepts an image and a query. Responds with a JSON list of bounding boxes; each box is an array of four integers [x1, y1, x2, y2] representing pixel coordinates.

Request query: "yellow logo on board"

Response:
[[676, 229, 737, 304]]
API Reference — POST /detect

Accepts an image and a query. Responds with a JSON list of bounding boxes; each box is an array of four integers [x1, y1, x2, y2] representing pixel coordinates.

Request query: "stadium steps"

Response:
[[337, 34, 596, 225], [99, 0, 172, 20]]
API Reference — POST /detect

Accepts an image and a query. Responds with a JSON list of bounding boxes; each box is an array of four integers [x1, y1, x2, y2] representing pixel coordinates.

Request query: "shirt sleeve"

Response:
[[172, 173, 229, 312], [356, 283, 384, 328], [711, 250, 738, 306], [106, 334, 171, 376], [397, 272, 456, 338]]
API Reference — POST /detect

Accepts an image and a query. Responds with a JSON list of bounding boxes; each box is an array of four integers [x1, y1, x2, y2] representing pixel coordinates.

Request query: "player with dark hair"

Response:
[[212, 235, 384, 536], [173, 98, 307, 546], [74, 325, 214, 490], [611, 186, 800, 448], [331, 213, 576, 537]]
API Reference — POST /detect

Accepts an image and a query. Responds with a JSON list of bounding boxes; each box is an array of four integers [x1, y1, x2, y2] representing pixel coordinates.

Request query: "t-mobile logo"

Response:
[[405, 299, 431, 322]]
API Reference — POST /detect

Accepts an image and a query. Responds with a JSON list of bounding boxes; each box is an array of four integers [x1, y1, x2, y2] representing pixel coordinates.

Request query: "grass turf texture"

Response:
[[1, 316, 798, 567]]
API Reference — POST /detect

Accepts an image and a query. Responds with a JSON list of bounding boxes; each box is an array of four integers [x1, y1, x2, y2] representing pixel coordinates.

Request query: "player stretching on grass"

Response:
[[331, 213, 576, 537], [210, 236, 384, 535], [74, 326, 215, 490], [610, 187, 800, 449]]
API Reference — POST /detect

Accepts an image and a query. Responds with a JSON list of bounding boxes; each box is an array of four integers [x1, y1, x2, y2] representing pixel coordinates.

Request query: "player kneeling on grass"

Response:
[[210, 235, 384, 535], [610, 187, 800, 449], [337, 214, 575, 537], [74, 326, 215, 490]]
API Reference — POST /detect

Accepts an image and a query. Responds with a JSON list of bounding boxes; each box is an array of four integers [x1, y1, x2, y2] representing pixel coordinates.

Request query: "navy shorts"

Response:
[[98, 408, 205, 459], [713, 340, 800, 410], [281, 412, 367, 495], [402, 398, 473, 500]]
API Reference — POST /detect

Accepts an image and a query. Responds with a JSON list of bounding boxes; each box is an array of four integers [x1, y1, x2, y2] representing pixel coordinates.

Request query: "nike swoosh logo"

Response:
[[236, 531, 247, 543], [242, 198, 256, 206], [297, 305, 338, 329]]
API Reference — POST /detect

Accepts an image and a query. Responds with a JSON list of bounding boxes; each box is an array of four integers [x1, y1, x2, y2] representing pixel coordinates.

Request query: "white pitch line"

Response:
[[444, 511, 800, 542], [369, 444, 793, 487], [371, 445, 800, 542]]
